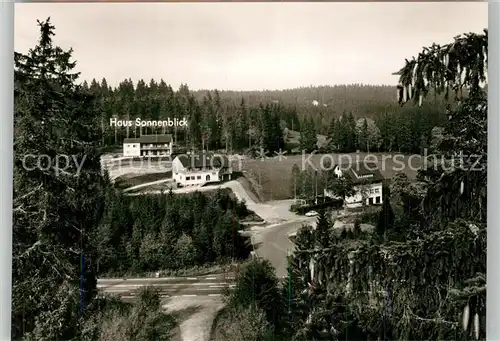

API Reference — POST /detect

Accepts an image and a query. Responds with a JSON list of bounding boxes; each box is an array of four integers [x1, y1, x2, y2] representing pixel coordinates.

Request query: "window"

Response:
[[186, 176, 191, 180], [375, 188, 380, 193], [197, 175, 201, 180], [206, 175, 211, 181], [375, 196, 380, 204], [212, 172, 216, 175]]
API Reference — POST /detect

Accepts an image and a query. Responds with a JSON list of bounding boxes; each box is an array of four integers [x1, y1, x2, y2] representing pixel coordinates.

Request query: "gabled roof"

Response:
[[124, 134, 172, 144], [175, 154, 230, 169], [336, 162, 384, 184]]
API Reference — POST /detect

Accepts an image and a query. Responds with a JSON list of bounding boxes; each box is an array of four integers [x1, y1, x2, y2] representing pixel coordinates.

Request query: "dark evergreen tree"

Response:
[[314, 210, 331, 249], [376, 194, 394, 238], [344, 112, 357, 152], [229, 259, 284, 329], [235, 98, 249, 149], [327, 117, 337, 152], [299, 117, 317, 153], [357, 118, 368, 151], [13, 18, 108, 339], [353, 219, 362, 237], [261, 104, 285, 153]]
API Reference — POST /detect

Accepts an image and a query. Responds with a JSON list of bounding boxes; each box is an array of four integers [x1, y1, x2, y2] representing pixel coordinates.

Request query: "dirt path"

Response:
[[123, 178, 173, 192], [164, 296, 225, 341]]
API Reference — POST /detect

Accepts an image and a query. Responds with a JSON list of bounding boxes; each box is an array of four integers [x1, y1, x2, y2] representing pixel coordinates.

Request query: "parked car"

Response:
[[305, 210, 319, 217]]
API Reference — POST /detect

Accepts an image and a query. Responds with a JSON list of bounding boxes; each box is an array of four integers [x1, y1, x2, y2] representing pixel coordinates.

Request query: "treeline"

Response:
[[89, 80, 287, 154], [95, 188, 252, 276], [300, 107, 446, 154], [88, 78, 448, 156]]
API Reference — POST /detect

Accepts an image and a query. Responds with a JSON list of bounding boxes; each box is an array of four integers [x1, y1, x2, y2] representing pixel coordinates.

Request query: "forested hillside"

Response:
[[96, 188, 252, 277], [88, 79, 448, 155]]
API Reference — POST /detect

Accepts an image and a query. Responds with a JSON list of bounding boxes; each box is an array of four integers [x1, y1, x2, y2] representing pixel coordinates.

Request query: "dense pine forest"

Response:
[[88, 78, 448, 155], [12, 15, 487, 341], [96, 188, 252, 276]]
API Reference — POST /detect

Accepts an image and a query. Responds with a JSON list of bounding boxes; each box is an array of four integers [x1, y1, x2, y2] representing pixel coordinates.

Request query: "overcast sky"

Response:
[[15, 3, 487, 91]]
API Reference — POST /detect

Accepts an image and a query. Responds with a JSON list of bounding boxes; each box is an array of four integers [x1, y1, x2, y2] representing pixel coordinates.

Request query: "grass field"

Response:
[[115, 171, 173, 188], [238, 152, 423, 202]]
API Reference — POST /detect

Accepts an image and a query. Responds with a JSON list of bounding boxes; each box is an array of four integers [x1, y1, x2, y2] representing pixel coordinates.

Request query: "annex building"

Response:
[[172, 153, 233, 187]]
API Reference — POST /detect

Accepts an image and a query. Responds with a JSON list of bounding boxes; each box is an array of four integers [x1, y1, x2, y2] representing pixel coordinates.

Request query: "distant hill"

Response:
[[191, 84, 448, 121]]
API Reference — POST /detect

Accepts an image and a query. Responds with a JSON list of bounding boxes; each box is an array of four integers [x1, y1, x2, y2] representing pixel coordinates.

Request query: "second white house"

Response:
[[324, 162, 384, 208]]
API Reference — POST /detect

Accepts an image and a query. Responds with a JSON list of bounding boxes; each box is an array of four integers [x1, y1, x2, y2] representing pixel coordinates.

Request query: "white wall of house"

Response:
[[124, 141, 173, 157], [172, 157, 184, 183], [344, 182, 383, 208], [172, 157, 222, 187], [123, 143, 141, 157], [140, 142, 173, 156], [334, 166, 343, 178], [182, 170, 220, 186]]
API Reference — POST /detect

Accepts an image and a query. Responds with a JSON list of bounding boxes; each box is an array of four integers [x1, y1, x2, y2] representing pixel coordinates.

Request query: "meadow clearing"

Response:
[[238, 152, 424, 201]]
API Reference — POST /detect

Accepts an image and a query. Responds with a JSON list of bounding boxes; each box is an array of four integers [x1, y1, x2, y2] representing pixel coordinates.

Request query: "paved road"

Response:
[[97, 273, 235, 299], [252, 218, 316, 278]]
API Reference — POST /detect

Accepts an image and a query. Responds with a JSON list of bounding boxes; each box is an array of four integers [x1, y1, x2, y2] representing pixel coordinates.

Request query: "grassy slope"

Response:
[[240, 153, 421, 202]]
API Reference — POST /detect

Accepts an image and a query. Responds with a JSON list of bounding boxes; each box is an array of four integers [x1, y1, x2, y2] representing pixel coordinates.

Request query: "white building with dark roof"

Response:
[[324, 162, 384, 208], [123, 134, 173, 157], [172, 153, 233, 187]]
